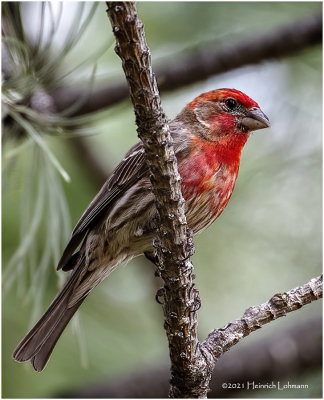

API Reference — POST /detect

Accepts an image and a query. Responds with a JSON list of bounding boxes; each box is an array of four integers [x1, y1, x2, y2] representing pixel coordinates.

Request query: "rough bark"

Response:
[[106, 2, 205, 397], [52, 13, 322, 116]]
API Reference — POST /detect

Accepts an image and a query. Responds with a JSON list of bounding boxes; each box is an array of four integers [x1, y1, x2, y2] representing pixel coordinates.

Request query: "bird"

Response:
[[13, 88, 270, 371]]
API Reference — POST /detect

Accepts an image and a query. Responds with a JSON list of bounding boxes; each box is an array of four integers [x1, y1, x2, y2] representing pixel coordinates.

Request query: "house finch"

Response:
[[13, 88, 269, 371]]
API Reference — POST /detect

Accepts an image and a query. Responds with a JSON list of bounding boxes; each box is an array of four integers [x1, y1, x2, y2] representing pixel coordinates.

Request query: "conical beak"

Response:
[[241, 108, 270, 131]]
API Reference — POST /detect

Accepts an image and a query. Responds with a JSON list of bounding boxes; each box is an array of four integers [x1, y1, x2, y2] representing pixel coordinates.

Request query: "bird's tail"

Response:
[[13, 257, 86, 372]]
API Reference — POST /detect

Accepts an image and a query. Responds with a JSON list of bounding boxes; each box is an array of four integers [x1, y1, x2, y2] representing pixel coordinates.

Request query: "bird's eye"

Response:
[[225, 98, 237, 110]]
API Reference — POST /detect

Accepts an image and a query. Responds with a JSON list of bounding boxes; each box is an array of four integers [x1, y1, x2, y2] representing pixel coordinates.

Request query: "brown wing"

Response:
[[57, 142, 147, 270]]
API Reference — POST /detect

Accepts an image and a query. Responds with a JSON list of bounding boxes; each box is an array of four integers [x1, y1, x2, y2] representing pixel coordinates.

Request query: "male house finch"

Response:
[[13, 88, 269, 371]]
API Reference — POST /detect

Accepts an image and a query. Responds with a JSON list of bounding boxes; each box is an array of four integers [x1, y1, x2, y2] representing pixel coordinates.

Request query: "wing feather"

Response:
[[57, 142, 147, 270]]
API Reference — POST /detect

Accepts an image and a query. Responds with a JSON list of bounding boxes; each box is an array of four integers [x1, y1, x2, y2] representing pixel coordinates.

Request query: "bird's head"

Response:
[[186, 88, 270, 140]]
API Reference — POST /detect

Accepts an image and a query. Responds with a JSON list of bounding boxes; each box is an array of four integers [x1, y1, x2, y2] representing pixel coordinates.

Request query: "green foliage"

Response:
[[2, 2, 110, 309]]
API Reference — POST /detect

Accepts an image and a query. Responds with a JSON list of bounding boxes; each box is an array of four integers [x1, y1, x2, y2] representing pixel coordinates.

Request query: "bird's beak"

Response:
[[241, 108, 270, 131]]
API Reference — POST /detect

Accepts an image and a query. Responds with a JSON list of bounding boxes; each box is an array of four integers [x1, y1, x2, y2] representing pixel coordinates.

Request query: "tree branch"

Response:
[[106, 2, 204, 397], [200, 275, 323, 369], [52, 13, 322, 116]]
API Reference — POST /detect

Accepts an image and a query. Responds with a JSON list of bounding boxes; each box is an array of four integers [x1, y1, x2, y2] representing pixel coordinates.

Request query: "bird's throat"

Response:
[[211, 133, 249, 166], [191, 132, 249, 169]]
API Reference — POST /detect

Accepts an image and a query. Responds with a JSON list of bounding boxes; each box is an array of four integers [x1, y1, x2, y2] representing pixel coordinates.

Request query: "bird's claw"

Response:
[[185, 227, 195, 257], [155, 287, 165, 304], [189, 286, 201, 312]]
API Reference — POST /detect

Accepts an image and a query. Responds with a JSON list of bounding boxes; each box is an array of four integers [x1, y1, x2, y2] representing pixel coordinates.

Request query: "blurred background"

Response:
[[2, 2, 322, 398]]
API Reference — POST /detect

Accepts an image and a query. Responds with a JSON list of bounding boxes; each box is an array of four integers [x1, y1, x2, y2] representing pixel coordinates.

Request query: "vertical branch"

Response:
[[106, 2, 210, 397]]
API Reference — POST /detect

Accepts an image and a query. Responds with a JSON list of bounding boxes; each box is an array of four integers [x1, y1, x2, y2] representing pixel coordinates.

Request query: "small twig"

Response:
[[52, 13, 322, 116], [201, 275, 323, 369]]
